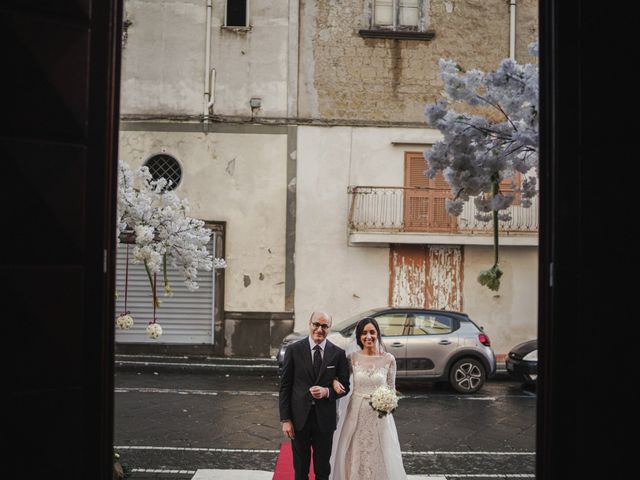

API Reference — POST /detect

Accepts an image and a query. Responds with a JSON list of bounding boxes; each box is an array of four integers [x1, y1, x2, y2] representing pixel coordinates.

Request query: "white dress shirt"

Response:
[[308, 337, 327, 360], [308, 337, 329, 398]]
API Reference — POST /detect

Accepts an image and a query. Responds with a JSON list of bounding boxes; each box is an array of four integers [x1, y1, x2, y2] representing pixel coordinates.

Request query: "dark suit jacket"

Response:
[[279, 337, 350, 433]]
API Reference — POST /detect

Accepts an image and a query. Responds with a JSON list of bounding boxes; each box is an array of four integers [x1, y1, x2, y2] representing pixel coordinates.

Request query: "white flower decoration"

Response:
[[369, 385, 399, 418], [116, 314, 134, 330], [146, 322, 163, 339]]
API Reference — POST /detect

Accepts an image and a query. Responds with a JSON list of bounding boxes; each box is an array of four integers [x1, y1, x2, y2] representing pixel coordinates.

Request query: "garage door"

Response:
[[115, 235, 216, 344]]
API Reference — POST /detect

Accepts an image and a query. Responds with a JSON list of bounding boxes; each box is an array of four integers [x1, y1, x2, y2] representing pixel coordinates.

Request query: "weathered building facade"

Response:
[[117, 0, 538, 357]]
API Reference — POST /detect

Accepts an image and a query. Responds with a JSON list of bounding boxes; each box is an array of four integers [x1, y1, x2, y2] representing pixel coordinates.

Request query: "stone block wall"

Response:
[[300, 0, 538, 123]]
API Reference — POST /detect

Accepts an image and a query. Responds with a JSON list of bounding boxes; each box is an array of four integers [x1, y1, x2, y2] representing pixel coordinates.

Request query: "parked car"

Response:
[[505, 339, 538, 385], [277, 307, 496, 394]]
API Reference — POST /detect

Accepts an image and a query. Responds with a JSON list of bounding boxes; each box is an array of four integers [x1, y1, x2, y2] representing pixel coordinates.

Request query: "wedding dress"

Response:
[[330, 350, 407, 480]]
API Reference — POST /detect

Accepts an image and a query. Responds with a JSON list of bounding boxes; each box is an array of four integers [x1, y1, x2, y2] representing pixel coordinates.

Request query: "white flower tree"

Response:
[[424, 43, 539, 291], [116, 161, 226, 338]]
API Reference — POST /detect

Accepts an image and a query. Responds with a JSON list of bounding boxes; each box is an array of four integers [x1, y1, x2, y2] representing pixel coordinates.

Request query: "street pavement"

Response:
[[115, 354, 536, 479]]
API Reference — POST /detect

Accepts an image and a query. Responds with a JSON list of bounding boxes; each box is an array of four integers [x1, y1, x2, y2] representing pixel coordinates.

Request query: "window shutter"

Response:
[[404, 152, 457, 232], [499, 172, 522, 206], [406, 152, 429, 188]]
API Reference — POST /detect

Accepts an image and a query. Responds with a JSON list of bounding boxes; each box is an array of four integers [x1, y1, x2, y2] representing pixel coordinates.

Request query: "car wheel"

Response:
[[449, 358, 486, 394]]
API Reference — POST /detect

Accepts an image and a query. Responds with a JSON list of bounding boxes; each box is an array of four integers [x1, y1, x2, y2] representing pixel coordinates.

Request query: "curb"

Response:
[[115, 355, 513, 380], [115, 354, 279, 375]]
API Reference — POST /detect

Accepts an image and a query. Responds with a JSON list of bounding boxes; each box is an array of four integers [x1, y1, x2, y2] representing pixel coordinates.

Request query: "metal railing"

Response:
[[347, 186, 538, 234]]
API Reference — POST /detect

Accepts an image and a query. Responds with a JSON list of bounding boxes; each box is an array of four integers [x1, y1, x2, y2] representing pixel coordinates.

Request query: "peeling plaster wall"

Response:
[[120, 0, 291, 117], [119, 129, 288, 312], [299, 0, 538, 122], [463, 245, 538, 355]]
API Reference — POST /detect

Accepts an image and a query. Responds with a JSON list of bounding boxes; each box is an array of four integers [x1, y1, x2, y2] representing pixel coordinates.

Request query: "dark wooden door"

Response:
[[2, 2, 123, 478]]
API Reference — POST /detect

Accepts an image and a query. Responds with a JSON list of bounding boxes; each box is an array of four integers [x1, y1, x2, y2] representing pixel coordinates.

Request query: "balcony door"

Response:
[[403, 152, 457, 232]]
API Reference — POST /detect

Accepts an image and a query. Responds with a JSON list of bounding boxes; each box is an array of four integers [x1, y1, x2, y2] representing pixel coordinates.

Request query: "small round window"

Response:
[[144, 154, 182, 191]]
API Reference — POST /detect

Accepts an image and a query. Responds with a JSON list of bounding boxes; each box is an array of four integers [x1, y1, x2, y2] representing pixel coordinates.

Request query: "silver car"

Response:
[[277, 307, 497, 394]]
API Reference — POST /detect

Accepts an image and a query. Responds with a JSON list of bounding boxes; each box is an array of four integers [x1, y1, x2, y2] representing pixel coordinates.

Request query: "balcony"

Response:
[[347, 186, 539, 246]]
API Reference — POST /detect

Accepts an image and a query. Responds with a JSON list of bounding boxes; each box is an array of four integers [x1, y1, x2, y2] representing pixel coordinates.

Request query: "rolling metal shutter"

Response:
[[115, 236, 216, 344]]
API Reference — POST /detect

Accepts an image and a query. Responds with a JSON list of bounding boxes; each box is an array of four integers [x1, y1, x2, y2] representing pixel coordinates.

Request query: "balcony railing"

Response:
[[347, 186, 538, 234]]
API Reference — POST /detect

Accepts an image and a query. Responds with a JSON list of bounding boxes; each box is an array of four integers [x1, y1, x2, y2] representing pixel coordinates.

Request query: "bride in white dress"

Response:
[[329, 317, 407, 480]]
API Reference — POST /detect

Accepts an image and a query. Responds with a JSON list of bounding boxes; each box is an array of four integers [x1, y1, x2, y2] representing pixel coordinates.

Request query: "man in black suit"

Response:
[[279, 311, 351, 480]]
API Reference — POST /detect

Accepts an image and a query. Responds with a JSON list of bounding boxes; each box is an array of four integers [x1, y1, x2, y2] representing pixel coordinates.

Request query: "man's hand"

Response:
[[309, 385, 329, 399], [282, 420, 294, 439], [332, 379, 345, 394]]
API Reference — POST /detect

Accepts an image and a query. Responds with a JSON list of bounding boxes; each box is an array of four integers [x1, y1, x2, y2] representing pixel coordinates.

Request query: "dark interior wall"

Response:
[[1, 1, 122, 478], [538, 2, 633, 477]]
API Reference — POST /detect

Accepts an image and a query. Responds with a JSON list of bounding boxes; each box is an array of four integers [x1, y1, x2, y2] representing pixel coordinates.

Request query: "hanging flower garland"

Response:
[[116, 162, 226, 339], [116, 235, 134, 330]]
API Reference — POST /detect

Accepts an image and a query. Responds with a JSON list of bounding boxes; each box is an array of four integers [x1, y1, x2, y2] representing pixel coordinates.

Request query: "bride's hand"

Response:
[[332, 378, 345, 394]]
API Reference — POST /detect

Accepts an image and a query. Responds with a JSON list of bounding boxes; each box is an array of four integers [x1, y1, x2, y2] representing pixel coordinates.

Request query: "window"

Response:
[[374, 0, 420, 29], [144, 153, 182, 191], [374, 314, 409, 336], [360, 3, 434, 47], [225, 0, 248, 28], [409, 314, 454, 335]]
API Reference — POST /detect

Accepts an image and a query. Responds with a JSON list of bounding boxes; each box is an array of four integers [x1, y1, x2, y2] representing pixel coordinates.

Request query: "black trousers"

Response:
[[291, 406, 333, 480]]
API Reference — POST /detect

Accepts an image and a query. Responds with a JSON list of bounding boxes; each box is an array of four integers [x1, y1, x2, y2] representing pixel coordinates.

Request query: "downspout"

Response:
[[509, 0, 517, 60], [203, 0, 213, 125]]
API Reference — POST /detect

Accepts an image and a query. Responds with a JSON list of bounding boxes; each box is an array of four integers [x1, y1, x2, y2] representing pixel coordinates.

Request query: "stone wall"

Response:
[[300, 0, 538, 123]]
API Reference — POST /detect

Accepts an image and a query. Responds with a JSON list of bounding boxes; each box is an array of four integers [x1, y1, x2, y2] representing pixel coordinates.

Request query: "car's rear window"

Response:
[[332, 309, 379, 333], [374, 313, 409, 336], [409, 313, 454, 335]]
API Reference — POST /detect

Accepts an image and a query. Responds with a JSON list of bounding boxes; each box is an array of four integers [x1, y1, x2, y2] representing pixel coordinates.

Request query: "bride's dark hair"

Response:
[[355, 317, 385, 352]]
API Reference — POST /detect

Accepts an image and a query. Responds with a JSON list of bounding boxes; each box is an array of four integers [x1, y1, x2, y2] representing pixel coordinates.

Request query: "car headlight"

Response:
[[523, 350, 538, 362]]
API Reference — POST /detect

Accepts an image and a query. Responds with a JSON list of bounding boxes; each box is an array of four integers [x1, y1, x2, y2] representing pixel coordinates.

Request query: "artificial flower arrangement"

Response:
[[146, 322, 163, 339], [116, 313, 134, 330], [369, 385, 399, 418], [115, 162, 227, 339]]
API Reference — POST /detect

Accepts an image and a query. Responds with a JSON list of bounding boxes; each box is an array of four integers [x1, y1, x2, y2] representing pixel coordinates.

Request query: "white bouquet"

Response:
[[369, 385, 399, 418], [116, 314, 134, 330], [146, 322, 163, 339]]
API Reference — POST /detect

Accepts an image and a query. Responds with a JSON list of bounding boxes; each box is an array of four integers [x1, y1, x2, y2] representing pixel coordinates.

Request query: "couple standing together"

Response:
[[279, 312, 407, 480]]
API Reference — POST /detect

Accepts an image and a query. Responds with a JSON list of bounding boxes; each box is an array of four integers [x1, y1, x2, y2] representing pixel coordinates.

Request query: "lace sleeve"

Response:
[[347, 351, 358, 374], [386, 353, 397, 390]]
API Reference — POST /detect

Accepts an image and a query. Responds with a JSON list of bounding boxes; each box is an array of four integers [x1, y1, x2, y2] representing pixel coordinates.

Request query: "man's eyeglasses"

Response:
[[311, 322, 330, 330]]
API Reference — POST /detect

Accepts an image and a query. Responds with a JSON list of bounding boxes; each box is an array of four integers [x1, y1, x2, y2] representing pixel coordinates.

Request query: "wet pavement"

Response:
[[115, 365, 536, 479]]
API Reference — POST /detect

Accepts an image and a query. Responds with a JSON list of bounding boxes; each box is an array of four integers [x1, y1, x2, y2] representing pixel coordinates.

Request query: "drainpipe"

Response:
[[509, 0, 517, 60], [204, 0, 213, 125]]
